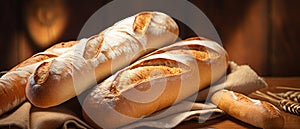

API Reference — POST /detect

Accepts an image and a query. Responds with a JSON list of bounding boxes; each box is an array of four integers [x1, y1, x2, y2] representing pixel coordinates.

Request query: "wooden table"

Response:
[[175, 77, 300, 129]]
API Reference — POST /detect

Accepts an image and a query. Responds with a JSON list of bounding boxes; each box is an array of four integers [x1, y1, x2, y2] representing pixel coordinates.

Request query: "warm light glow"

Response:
[[25, 0, 68, 48]]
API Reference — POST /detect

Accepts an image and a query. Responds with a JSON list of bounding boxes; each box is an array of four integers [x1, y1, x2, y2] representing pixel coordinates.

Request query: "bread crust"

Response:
[[26, 11, 179, 108], [82, 37, 228, 128], [211, 90, 284, 129], [0, 40, 78, 115]]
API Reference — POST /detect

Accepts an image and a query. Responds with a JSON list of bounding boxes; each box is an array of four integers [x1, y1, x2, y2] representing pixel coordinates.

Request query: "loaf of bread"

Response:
[[0, 40, 78, 116], [82, 37, 229, 129], [26, 11, 179, 108], [211, 89, 284, 129]]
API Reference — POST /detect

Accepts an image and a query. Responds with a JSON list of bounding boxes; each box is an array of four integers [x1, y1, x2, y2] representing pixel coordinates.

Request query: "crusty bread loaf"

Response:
[[0, 41, 78, 116], [211, 89, 284, 129], [26, 11, 179, 108], [82, 37, 229, 129]]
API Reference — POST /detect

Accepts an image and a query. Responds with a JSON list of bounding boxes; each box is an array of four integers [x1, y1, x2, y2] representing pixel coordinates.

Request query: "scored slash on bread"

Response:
[[82, 37, 229, 129], [26, 11, 179, 108], [0, 40, 78, 116]]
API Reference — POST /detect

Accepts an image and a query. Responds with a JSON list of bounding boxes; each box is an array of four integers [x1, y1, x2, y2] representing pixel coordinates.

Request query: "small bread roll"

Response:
[[211, 90, 284, 129]]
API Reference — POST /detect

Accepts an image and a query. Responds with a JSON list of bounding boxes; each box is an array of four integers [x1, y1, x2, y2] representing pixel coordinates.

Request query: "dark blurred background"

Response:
[[0, 0, 299, 76]]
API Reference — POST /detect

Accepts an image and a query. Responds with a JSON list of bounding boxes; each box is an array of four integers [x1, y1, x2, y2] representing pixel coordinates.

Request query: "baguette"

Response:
[[26, 11, 179, 108], [0, 40, 78, 116], [82, 37, 229, 129], [211, 89, 284, 129]]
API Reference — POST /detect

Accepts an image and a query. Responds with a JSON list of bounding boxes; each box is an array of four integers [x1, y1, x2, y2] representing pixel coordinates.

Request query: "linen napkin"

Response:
[[0, 62, 267, 129]]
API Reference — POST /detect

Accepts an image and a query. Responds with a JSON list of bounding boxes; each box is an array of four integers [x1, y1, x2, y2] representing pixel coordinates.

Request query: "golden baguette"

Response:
[[0, 40, 78, 116], [26, 11, 179, 108], [82, 37, 228, 129]]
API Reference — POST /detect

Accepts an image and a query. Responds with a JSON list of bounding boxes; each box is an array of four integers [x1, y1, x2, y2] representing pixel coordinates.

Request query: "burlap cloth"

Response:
[[0, 62, 267, 129]]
